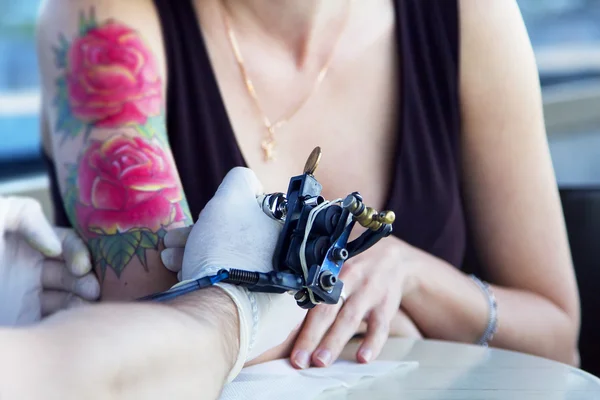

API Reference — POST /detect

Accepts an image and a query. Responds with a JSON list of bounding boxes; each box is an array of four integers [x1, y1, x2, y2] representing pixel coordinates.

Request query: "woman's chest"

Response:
[[208, 31, 400, 212]]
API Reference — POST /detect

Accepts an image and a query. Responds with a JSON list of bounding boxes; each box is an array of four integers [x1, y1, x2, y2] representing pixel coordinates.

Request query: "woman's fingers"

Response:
[[389, 309, 423, 338], [357, 287, 404, 362], [291, 302, 341, 369], [40, 291, 89, 316], [54, 227, 92, 277], [4, 197, 61, 258], [357, 308, 391, 363], [310, 293, 370, 367], [161, 248, 184, 272], [41, 260, 100, 300], [164, 226, 192, 248]]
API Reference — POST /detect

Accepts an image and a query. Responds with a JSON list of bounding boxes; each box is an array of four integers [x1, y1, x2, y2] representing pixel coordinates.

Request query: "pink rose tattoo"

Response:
[[66, 21, 161, 127], [76, 136, 184, 237]]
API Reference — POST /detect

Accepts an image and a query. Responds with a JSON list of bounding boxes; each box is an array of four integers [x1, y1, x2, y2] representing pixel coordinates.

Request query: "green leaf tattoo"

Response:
[[54, 76, 85, 143], [78, 9, 97, 36], [52, 34, 70, 69], [62, 162, 80, 226], [88, 229, 163, 278]]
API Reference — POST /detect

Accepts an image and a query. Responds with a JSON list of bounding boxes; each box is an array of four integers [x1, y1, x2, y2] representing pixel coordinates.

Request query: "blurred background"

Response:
[[0, 0, 599, 375]]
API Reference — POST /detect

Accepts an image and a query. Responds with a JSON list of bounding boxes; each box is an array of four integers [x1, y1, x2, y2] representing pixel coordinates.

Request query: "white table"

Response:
[[318, 338, 600, 399]]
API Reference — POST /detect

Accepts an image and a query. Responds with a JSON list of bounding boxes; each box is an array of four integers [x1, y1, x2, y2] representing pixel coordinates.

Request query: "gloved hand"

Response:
[[162, 167, 306, 380], [0, 196, 100, 326]]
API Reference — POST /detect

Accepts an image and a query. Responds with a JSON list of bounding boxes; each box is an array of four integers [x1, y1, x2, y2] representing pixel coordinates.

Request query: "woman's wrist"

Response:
[[400, 247, 490, 343], [398, 243, 433, 300], [468, 275, 498, 346]]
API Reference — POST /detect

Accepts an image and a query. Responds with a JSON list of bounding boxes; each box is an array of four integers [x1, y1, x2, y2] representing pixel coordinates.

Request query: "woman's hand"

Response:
[[290, 236, 422, 369], [0, 196, 100, 325], [357, 308, 423, 339]]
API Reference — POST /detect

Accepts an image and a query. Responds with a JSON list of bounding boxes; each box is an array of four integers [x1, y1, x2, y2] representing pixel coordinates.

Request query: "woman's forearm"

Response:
[[4, 288, 238, 400], [402, 249, 579, 365]]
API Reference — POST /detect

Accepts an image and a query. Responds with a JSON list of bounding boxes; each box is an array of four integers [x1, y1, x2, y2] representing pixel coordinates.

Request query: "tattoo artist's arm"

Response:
[[0, 288, 239, 400], [36, 0, 190, 300]]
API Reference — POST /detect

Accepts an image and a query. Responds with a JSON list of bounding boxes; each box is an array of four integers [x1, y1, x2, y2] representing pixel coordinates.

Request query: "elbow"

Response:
[[566, 320, 581, 368], [570, 348, 581, 368], [561, 341, 580, 368], [552, 307, 581, 367], [545, 282, 581, 367], [564, 299, 581, 367]]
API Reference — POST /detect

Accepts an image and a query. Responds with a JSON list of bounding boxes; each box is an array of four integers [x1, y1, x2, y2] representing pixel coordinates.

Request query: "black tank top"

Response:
[[46, 0, 466, 268]]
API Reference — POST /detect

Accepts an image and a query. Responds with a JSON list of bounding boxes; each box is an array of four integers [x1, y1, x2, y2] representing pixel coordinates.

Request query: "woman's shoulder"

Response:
[[38, 0, 165, 50], [39, 0, 159, 21], [458, 0, 525, 43], [37, 0, 168, 158], [458, 0, 535, 93], [37, 0, 169, 110]]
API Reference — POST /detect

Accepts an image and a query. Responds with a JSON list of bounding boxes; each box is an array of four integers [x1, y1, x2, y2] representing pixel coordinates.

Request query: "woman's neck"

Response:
[[223, 0, 351, 67]]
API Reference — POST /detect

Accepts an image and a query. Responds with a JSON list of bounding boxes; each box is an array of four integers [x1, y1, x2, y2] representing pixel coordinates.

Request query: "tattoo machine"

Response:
[[141, 147, 395, 309]]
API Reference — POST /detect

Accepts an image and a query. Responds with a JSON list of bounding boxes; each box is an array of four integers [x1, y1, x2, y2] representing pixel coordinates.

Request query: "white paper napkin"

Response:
[[219, 359, 418, 400]]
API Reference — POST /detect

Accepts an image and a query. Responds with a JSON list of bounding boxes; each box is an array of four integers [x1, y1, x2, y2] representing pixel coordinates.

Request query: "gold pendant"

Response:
[[261, 138, 276, 161]]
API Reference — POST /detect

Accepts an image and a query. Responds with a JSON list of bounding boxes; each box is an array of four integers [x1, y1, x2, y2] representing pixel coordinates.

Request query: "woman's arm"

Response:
[[36, 0, 190, 300], [402, 0, 580, 365]]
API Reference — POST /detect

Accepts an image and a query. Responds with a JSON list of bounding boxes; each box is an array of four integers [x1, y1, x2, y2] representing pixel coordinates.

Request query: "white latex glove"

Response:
[[0, 196, 100, 326], [163, 167, 306, 381]]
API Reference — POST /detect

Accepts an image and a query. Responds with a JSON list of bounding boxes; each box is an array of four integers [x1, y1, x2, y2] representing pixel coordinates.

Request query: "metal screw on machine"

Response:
[[330, 247, 349, 262], [343, 194, 396, 230], [260, 192, 287, 221], [319, 271, 337, 291]]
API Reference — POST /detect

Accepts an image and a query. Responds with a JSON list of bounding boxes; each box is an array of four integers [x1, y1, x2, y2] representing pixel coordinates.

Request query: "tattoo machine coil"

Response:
[[142, 147, 395, 308]]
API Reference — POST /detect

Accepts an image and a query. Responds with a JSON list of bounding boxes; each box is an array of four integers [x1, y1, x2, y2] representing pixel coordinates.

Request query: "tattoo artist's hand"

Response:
[[290, 236, 421, 369], [162, 168, 306, 379], [0, 196, 100, 326], [160, 226, 189, 281]]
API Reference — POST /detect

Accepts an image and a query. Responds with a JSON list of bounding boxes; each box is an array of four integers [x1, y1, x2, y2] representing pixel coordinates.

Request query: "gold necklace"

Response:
[[221, 1, 353, 161]]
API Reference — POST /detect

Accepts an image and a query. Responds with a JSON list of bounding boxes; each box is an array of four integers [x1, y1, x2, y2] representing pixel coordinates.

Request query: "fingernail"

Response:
[[358, 348, 372, 363], [77, 276, 101, 300], [161, 249, 177, 271], [293, 350, 310, 369], [160, 250, 169, 265], [74, 252, 91, 275], [27, 236, 61, 258], [314, 349, 332, 366]]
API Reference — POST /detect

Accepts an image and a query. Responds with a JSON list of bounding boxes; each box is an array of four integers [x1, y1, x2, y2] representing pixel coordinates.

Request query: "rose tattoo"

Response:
[[76, 136, 184, 236], [53, 10, 191, 279], [66, 21, 162, 127]]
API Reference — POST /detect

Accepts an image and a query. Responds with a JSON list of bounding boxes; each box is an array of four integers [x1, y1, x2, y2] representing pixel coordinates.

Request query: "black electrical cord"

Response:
[[138, 270, 229, 302]]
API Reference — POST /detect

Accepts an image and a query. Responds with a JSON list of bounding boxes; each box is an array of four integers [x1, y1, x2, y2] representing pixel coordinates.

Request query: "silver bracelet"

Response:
[[469, 274, 498, 347]]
